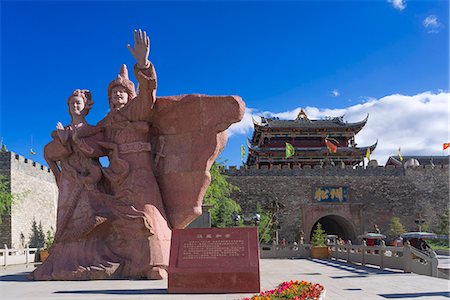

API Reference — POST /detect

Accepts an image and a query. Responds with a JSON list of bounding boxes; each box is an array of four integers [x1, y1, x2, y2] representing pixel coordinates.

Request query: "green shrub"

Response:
[[311, 223, 327, 247], [388, 217, 406, 238], [45, 229, 54, 249]]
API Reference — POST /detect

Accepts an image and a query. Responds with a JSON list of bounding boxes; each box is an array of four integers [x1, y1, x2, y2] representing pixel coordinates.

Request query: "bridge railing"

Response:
[[407, 245, 439, 277], [0, 245, 39, 267], [260, 244, 311, 258], [331, 244, 404, 269], [330, 244, 442, 278], [260, 243, 444, 278]]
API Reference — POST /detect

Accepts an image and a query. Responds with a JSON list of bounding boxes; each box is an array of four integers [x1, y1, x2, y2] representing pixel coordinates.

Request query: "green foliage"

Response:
[[428, 239, 450, 251], [387, 217, 406, 238], [204, 161, 241, 228], [45, 229, 54, 249], [29, 219, 45, 248], [0, 175, 14, 224], [0, 175, 28, 225], [420, 222, 430, 232], [256, 202, 272, 244], [434, 209, 449, 235], [311, 223, 327, 247]]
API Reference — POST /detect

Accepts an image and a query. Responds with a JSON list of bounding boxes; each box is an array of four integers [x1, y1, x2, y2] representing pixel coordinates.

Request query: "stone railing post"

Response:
[[431, 257, 439, 277], [3, 244, 7, 267], [346, 245, 350, 263], [361, 245, 365, 266], [403, 244, 412, 273], [25, 245, 29, 267], [380, 241, 386, 269], [361, 241, 366, 266], [379, 248, 385, 270]]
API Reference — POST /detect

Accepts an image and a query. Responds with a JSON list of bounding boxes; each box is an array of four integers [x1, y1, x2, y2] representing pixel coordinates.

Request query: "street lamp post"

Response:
[[233, 214, 241, 227], [264, 199, 285, 245], [415, 212, 426, 232], [233, 213, 260, 227]]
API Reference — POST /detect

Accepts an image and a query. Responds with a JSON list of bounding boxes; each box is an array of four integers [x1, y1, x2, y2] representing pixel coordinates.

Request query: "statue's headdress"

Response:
[[67, 89, 94, 115], [107, 64, 136, 100]]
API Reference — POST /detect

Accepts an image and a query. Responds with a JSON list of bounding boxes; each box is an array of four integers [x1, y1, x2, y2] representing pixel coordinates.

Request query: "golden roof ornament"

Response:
[[296, 109, 309, 121]]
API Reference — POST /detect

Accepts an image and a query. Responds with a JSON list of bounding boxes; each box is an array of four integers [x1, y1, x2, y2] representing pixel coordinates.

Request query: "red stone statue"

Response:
[[31, 89, 121, 280], [31, 29, 244, 280]]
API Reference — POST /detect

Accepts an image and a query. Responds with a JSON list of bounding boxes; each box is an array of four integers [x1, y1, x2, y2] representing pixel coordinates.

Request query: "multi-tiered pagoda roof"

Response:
[[246, 109, 377, 168]]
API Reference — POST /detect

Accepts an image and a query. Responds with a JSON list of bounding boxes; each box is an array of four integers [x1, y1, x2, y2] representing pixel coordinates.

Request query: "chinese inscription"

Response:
[[314, 186, 349, 202], [182, 234, 245, 260]]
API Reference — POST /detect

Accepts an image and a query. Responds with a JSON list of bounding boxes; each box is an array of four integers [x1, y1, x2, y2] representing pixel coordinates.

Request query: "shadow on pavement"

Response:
[[310, 258, 401, 276], [55, 288, 167, 295], [378, 291, 450, 298], [330, 275, 369, 279], [0, 272, 31, 282]]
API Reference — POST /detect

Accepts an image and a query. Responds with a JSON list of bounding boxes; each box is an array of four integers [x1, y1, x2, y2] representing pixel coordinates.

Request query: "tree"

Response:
[[255, 202, 272, 243], [0, 175, 14, 224], [387, 217, 406, 238], [204, 161, 241, 228], [29, 219, 45, 248], [435, 209, 449, 235], [311, 223, 327, 247]]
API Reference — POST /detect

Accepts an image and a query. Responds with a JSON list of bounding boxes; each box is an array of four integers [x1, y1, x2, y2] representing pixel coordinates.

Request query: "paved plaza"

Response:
[[1, 259, 449, 300]]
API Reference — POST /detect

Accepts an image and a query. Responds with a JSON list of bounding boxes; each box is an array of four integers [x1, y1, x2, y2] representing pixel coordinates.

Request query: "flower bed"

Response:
[[243, 280, 325, 300]]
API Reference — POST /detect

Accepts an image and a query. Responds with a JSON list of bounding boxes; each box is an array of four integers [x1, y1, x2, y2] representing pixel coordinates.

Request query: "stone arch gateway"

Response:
[[301, 203, 363, 243], [309, 214, 356, 242]]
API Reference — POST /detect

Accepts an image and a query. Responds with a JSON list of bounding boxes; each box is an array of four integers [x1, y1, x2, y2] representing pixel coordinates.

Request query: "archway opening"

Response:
[[310, 215, 355, 242]]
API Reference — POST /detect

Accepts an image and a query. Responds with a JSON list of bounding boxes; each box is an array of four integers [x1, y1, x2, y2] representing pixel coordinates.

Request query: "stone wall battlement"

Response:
[[7, 152, 54, 183], [224, 164, 449, 177], [0, 151, 58, 247]]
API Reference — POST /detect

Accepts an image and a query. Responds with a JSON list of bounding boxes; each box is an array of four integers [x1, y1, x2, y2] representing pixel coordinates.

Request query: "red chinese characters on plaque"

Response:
[[168, 227, 260, 293]]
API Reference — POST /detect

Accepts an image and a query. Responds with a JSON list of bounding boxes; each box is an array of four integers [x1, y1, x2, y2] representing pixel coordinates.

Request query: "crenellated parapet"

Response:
[[0, 151, 58, 248], [1, 151, 55, 183], [224, 163, 449, 177]]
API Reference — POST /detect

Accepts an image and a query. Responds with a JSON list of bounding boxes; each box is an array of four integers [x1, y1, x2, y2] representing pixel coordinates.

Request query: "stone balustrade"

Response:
[[259, 243, 447, 279]]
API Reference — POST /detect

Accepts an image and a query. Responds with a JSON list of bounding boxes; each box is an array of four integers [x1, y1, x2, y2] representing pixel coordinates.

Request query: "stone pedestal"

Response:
[[168, 227, 260, 293]]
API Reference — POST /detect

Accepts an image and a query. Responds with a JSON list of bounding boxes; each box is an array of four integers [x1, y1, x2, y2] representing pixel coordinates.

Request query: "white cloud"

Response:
[[330, 89, 340, 97], [227, 107, 256, 137], [227, 91, 449, 165], [387, 0, 406, 11], [423, 15, 441, 33]]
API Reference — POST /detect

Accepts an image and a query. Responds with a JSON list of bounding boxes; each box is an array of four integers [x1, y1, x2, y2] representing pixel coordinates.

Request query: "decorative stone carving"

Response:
[[30, 29, 244, 281]]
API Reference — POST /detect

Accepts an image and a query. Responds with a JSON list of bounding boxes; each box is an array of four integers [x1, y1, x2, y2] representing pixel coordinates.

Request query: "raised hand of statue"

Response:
[[127, 29, 150, 69], [56, 122, 69, 144]]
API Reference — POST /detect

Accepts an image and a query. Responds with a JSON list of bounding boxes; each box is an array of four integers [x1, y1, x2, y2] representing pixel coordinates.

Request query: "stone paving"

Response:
[[1, 259, 449, 299]]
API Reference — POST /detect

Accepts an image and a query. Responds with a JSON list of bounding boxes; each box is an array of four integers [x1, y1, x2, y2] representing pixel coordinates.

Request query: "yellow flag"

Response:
[[241, 145, 245, 160], [286, 143, 295, 158], [398, 147, 403, 161], [365, 148, 371, 161]]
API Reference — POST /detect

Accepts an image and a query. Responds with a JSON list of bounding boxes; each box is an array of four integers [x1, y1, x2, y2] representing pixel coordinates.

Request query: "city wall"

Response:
[[225, 164, 449, 242], [0, 152, 57, 248]]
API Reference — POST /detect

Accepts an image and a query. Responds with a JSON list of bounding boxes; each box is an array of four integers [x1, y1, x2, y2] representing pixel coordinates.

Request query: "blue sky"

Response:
[[1, 0, 448, 167]]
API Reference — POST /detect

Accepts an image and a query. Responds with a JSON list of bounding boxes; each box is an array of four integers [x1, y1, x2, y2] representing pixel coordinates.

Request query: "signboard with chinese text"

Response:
[[168, 227, 260, 293], [313, 186, 349, 203]]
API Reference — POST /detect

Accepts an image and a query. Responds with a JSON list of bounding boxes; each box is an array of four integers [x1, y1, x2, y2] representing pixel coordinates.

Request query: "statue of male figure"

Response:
[[97, 29, 171, 280]]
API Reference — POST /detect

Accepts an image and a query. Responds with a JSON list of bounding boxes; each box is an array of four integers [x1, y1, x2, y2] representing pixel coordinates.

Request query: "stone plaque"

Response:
[[314, 186, 349, 202], [168, 227, 260, 293]]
